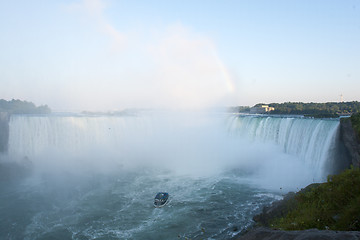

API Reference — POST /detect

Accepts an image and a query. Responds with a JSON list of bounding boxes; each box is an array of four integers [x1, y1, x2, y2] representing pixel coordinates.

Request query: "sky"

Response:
[[0, 0, 359, 111]]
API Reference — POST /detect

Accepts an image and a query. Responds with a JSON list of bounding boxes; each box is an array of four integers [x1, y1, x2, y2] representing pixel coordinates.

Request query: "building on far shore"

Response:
[[250, 105, 275, 114]]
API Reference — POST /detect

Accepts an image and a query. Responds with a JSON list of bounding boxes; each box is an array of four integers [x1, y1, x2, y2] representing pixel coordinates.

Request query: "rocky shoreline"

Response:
[[234, 184, 360, 240]]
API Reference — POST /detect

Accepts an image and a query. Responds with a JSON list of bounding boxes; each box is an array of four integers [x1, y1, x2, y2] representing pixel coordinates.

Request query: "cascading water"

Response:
[[8, 114, 152, 158], [1, 112, 341, 240], [228, 115, 340, 179]]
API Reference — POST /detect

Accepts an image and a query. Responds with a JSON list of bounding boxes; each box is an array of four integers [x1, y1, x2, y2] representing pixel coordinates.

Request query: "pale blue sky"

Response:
[[0, 0, 359, 111]]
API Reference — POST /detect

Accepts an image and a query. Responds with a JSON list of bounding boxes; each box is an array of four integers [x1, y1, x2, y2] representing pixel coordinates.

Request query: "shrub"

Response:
[[272, 167, 360, 231]]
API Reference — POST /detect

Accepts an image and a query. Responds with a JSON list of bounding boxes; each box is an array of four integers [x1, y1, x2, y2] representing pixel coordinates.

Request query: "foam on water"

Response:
[[18, 171, 279, 239]]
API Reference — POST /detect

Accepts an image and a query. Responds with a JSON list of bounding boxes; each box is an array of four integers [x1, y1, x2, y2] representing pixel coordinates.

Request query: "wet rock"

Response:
[[252, 191, 296, 227], [340, 118, 360, 168], [252, 184, 320, 227]]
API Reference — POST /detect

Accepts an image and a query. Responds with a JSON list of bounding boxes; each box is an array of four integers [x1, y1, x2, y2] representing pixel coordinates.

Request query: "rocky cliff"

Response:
[[0, 112, 9, 153], [340, 117, 360, 168]]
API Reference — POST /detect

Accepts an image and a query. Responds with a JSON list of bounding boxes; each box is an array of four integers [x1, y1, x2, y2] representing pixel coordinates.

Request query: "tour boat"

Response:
[[154, 192, 169, 207]]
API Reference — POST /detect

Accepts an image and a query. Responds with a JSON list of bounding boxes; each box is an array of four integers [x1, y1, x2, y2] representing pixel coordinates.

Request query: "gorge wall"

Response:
[[0, 112, 9, 153], [340, 118, 360, 168]]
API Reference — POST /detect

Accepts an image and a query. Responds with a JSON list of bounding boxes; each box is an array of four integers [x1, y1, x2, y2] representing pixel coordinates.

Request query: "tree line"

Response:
[[0, 99, 51, 114], [233, 101, 360, 118], [267, 102, 360, 117]]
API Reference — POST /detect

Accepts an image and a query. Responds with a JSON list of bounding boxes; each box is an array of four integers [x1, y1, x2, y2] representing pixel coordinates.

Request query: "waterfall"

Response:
[[228, 115, 340, 175], [1, 114, 345, 239], [8, 114, 152, 158], [7, 113, 340, 181]]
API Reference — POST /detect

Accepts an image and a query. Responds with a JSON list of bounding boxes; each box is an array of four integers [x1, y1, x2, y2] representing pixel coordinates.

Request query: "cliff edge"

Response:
[[340, 117, 360, 168]]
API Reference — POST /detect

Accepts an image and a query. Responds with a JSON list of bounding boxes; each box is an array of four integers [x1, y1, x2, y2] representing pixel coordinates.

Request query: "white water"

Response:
[[2, 112, 341, 239], [228, 115, 340, 179]]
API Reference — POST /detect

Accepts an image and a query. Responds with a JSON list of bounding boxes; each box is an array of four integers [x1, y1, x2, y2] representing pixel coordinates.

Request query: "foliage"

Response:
[[266, 101, 360, 117], [271, 167, 360, 231], [254, 103, 267, 107], [351, 113, 360, 138], [0, 99, 51, 114], [229, 106, 250, 113]]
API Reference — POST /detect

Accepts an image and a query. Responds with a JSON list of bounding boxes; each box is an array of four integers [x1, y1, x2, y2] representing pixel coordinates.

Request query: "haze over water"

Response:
[[1, 112, 341, 239]]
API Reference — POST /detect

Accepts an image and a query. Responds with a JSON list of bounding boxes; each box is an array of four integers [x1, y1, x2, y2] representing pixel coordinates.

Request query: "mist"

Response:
[[1, 111, 341, 239], [7, 112, 325, 192], [1, 0, 358, 238]]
